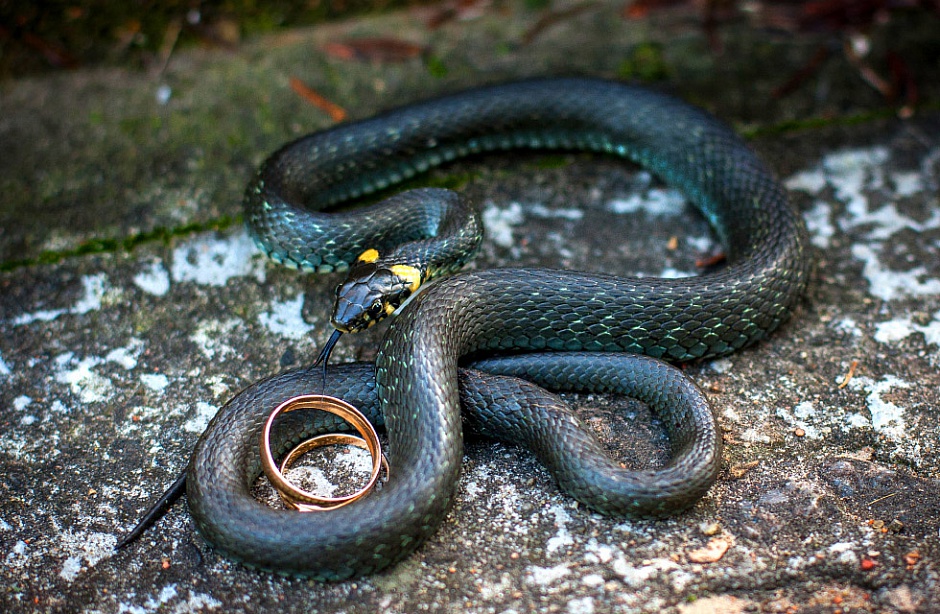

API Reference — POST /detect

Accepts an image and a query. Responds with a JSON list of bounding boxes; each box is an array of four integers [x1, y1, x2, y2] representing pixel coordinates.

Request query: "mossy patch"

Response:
[[616, 42, 671, 83]]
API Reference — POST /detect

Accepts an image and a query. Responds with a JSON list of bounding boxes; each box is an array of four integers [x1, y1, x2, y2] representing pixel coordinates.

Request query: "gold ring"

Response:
[[277, 433, 389, 512], [261, 394, 385, 510]]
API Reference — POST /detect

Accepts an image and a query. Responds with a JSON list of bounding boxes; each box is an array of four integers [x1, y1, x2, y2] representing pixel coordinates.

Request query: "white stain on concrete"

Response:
[[189, 318, 241, 359], [826, 541, 859, 566], [140, 373, 170, 393], [182, 401, 218, 434], [55, 354, 112, 404], [106, 338, 144, 370], [851, 244, 940, 301], [117, 586, 221, 614], [611, 556, 682, 589], [133, 259, 171, 296], [567, 596, 595, 614], [874, 318, 916, 343], [545, 504, 574, 555], [14, 395, 36, 426], [56, 530, 116, 582], [803, 201, 835, 248], [528, 203, 584, 220], [784, 167, 828, 194], [170, 230, 266, 287], [776, 401, 823, 439], [892, 170, 923, 197], [477, 573, 514, 601], [584, 539, 616, 565], [5, 539, 30, 569], [461, 458, 532, 537], [708, 358, 733, 374], [874, 311, 940, 357], [846, 376, 910, 441], [828, 147, 889, 208], [608, 187, 686, 217], [0, 352, 10, 377], [258, 293, 315, 339], [73, 273, 110, 315], [53, 339, 144, 404], [12, 273, 109, 326], [833, 317, 862, 338], [786, 146, 940, 301], [482, 201, 524, 248], [526, 563, 571, 586]]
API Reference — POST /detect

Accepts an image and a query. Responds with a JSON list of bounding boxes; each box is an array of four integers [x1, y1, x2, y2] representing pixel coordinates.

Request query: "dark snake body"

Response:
[[187, 78, 810, 579]]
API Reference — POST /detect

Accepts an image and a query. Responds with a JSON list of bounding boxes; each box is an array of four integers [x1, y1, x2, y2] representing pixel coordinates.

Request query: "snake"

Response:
[[137, 78, 810, 579]]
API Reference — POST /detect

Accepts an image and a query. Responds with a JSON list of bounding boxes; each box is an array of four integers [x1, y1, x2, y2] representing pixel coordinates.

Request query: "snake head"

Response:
[[331, 250, 423, 333]]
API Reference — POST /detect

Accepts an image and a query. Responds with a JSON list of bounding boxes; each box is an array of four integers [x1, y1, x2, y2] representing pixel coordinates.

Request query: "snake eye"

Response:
[[368, 300, 384, 317]]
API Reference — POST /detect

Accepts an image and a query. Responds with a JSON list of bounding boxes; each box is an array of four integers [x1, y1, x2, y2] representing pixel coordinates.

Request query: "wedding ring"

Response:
[[260, 394, 385, 510], [277, 433, 389, 511]]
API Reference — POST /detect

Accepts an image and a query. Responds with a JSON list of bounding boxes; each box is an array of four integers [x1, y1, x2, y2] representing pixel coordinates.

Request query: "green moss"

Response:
[[0, 215, 240, 272], [494, 42, 513, 56], [532, 154, 571, 170], [740, 102, 940, 138], [425, 56, 448, 79], [118, 115, 163, 138], [616, 42, 671, 83]]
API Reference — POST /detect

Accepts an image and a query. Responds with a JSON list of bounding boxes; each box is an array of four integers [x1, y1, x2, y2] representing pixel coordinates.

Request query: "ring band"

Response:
[[261, 394, 386, 510], [277, 433, 389, 512]]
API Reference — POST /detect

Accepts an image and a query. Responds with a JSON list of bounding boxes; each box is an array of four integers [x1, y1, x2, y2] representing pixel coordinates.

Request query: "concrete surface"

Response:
[[2, 1, 939, 612]]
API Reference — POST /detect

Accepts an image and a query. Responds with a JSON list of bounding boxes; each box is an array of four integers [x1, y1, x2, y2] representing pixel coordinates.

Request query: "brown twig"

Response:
[[838, 359, 859, 389], [843, 36, 894, 100], [695, 251, 726, 268], [289, 78, 347, 122], [153, 18, 182, 76], [772, 45, 831, 99], [522, 2, 600, 46]]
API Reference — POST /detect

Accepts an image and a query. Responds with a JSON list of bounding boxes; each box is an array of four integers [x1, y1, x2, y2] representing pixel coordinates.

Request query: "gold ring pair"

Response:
[[260, 395, 388, 512]]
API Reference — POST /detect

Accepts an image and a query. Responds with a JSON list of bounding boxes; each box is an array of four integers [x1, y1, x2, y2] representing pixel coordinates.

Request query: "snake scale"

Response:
[[182, 78, 810, 579]]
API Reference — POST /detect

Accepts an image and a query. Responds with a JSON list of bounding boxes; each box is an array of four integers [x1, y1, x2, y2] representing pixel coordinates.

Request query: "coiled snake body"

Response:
[[185, 78, 810, 579]]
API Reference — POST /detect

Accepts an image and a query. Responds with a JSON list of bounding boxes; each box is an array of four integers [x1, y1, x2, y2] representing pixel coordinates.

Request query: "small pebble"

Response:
[[687, 537, 731, 563], [156, 84, 172, 105]]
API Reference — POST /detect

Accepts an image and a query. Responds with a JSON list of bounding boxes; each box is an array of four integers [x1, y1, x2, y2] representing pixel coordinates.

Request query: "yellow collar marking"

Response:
[[357, 248, 380, 263], [389, 264, 423, 293]]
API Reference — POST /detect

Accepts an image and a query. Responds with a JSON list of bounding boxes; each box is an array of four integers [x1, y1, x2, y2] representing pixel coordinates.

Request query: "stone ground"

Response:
[[2, 1, 940, 613]]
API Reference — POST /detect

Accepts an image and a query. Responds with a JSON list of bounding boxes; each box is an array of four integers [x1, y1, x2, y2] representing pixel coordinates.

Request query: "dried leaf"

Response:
[[323, 38, 425, 62]]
